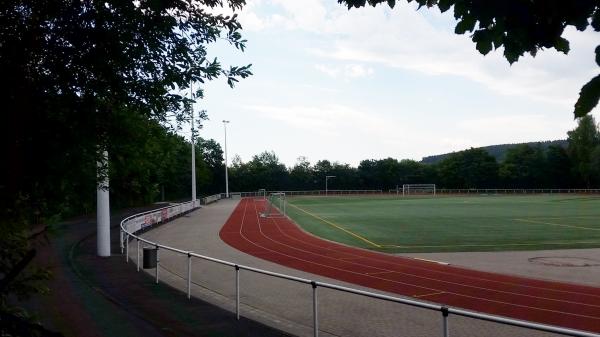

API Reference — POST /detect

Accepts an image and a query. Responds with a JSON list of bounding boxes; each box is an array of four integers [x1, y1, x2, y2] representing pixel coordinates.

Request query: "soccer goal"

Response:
[[260, 192, 286, 218], [255, 188, 267, 200], [402, 184, 436, 196]]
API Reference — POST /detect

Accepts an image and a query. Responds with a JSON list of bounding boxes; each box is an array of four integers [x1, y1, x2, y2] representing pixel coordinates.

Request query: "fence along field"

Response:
[[284, 194, 600, 253]]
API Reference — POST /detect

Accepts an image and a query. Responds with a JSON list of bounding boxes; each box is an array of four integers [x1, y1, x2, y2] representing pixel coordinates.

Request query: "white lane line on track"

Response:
[[229, 198, 600, 320], [411, 257, 449, 265], [268, 205, 600, 306], [414, 291, 446, 299], [263, 215, 600, 315], [238, 200, 600, 319], [279, 201, 600, 300]]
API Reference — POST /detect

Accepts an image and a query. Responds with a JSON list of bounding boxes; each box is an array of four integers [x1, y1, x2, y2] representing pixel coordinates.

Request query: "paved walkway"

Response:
[[138, 199, 570, 337], [402, 249, 600, 287], [25, 206, 286, 337]]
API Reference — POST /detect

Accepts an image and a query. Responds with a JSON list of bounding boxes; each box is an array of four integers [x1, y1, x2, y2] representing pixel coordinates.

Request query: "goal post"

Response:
[[402, 184, 436, 196], [260, 192, 286, 218], [256, 188, 266, 200]]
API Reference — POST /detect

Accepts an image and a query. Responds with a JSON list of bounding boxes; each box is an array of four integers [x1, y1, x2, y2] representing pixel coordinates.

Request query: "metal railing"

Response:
[[225, 189, 384, 198], [435, 188, 600, 194], [227, 189, 600, 198], [120, 200, 600, 337], [201, 194, 221, 205]]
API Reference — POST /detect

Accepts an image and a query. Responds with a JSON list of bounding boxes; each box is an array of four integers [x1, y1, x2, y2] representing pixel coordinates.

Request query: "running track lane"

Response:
[[219, 198, 600, 333]]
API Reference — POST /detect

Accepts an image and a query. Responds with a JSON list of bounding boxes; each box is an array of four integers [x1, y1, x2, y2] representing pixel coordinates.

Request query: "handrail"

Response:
[[119, 200, 600, 337]]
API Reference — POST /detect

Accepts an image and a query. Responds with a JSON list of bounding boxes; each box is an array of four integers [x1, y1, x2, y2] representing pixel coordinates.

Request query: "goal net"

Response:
[[402, 184, 436, 196], [255, 188, 267, 200], [260, 192, 286, 218]]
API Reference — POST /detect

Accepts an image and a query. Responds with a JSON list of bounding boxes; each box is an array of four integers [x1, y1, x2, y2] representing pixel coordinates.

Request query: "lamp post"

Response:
[[223, 120, 230, 198], [325, 175, 336, 196], [190, 83, 196, 204]]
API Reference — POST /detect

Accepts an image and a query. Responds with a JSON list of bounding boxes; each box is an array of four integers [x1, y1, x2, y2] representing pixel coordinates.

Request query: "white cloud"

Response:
[[457, 114, 575, 144], [241, 1, 599, 109], [314, 63, 374, 79], [245, 103, 402, 139]]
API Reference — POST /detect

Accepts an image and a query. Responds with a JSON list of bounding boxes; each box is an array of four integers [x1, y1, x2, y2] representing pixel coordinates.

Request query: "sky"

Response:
[[188, 0, 600, 168]]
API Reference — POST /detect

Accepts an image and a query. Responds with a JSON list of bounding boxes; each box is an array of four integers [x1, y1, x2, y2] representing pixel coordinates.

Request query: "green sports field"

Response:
[[285, 195, 600, 253]]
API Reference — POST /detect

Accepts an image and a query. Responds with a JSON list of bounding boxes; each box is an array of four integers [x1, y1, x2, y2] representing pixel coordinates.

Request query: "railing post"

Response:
[[120, 230, 124, 254], [235, 265, 240, 320], [136, 239, 140, 272], [125, 233, 129, 263], [187, 252, 192, 299], [312, 281, 319, 337], [441, 306, 449, 337], [155, 245, 159, 284]]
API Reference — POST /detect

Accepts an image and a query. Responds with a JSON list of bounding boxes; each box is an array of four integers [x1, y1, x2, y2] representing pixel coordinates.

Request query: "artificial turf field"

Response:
[[283, 194, 600, 253]]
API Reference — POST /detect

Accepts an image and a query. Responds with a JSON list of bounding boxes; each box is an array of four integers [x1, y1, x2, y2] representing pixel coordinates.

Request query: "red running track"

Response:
[[219, 198, 600, 333]]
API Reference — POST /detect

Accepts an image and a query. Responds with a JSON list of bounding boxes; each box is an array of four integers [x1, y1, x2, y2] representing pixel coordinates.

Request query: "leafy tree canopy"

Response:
[[567, 115, 600, 186], [337, 0, 600, 118]]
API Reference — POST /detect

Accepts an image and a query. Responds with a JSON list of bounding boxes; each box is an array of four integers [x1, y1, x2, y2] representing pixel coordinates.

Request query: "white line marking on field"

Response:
[[513, 218, 600, 231]]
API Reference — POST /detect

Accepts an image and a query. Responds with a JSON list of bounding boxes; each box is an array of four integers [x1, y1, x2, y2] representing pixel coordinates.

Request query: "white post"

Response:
[[442, 307, 449, 337], [235, 265, 240, 320], [155, 246, 160, 284], [187, 253, 192, 299], [312, 281, 319, 337], [223, 120, 230, 198], [97, 150, 111, 257], [190, 84, 196, 203], [136, 239, 140, 272], [325, 176, 335, 196]]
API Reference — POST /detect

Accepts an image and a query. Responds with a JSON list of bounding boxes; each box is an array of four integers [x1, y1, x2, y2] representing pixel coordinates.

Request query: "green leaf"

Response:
[[574, 74, 600, 118], [554, 37, 570, 54], [455, 16, 476, 34], [438, 0, 453, 13], [387, 0, 396, 8], [592, 9, 600, 31], [473, 31, 493, 55]]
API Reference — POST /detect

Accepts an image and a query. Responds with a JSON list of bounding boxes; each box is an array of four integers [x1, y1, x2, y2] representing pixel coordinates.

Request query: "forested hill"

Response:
[[421, 140, 568, 164]]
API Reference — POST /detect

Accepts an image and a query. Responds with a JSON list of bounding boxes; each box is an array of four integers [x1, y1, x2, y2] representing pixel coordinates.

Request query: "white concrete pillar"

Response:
[[97, 150, 111, 257]]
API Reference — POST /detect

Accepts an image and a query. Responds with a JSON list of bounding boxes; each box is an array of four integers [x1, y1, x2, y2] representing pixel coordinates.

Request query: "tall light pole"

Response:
[[223, 120, 230, 198], [190, 83, 196, 204], [325, 175, 336, 196]]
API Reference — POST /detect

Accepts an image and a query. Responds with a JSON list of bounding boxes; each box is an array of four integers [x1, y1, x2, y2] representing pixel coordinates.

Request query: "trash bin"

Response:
[[143, 247, 157, 269]]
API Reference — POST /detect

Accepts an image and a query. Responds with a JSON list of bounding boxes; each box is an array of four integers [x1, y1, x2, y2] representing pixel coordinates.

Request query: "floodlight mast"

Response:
[[190, 83, 196, 204], [223, 120, 230, 198], [325, 175, 336, 196]]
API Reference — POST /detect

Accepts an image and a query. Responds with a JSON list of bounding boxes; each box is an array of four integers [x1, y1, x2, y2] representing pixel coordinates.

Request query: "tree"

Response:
[[589, 145, 600, 186], [289, 157, 316, 190], [2, 0, 252, 223], [545, 145, 572, 188], [229, 151, 288, 191], [437, 148, 498, 188], [1, 1, 252, 334], [337, 0, 600, 118], [196, 138, 225, 195], [499, 144, 546, 188], [567, 115, 600, 187], [328, 162, 359, 190]]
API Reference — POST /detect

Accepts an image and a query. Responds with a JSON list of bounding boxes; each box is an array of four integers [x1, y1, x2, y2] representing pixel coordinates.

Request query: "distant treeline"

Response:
[[228, 116, 599, 192], [5, 115, 599, 228], [422, 140, 568, 164]]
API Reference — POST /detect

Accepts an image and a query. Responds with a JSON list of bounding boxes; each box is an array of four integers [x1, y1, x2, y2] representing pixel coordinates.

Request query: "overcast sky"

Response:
[[188, 0, 600, 167]]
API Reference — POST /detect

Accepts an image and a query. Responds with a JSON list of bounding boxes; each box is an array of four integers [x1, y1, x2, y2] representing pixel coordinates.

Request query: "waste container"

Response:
[[143, 247, 157, 269]]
